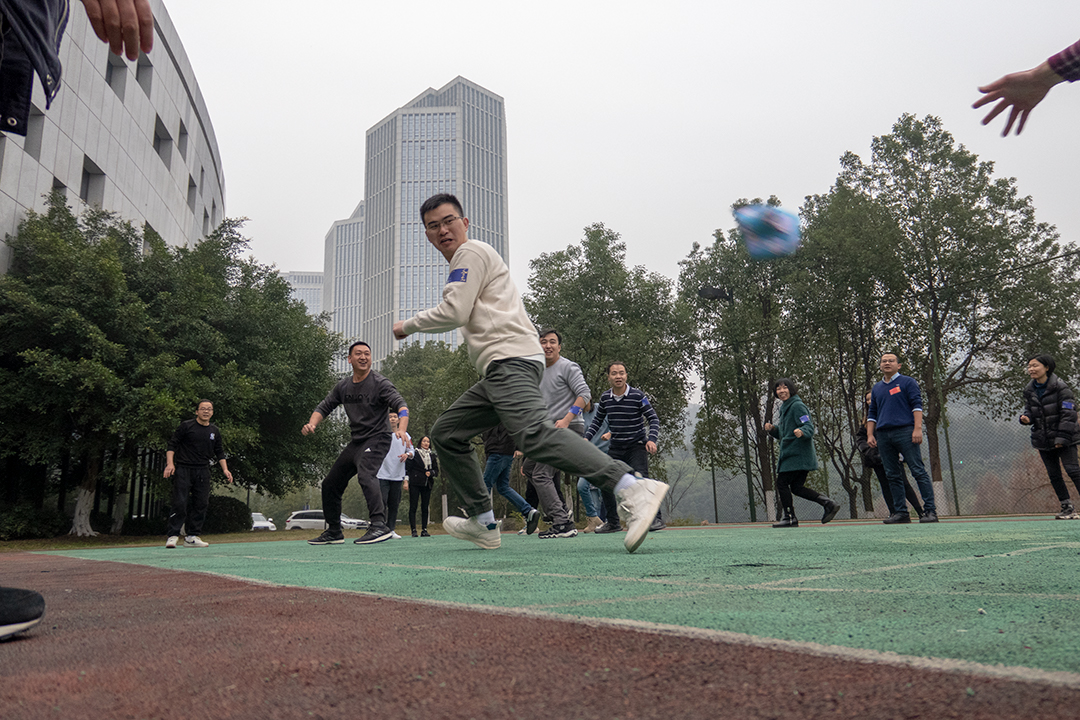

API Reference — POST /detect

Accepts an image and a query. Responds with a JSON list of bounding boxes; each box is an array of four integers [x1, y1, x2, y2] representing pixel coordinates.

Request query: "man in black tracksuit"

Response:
[[164, 400, 233, 548]]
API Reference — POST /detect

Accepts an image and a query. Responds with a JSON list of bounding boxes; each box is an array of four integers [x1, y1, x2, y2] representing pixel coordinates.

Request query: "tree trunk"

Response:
[[110, 492, 129, 534], [69, 455, 100, 537]]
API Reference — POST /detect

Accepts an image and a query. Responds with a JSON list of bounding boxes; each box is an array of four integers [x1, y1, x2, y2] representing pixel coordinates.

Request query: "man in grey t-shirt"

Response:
[[521, 329, 590, 538]]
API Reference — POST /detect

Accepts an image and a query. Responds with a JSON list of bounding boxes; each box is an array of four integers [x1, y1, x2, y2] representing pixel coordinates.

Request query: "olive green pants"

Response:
[[431, 358, 632, 518]]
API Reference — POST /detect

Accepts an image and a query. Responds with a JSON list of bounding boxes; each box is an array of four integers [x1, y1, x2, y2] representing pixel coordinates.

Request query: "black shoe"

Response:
[[354, 523, 393, 544], [772, 515, 798, 528], [525, 508, 541, 535], [0, 587, 46, 640], [821, 498, 840, 524], [538, 522, 578, 538], [595, 520, 622, 534], [883, 512, 911, 524], [420, 528, 430, 537], [919, 511, 939, 523], [648, 515, 666, 532], [411, 528, 418, 537], [308, 529, 345, 545]]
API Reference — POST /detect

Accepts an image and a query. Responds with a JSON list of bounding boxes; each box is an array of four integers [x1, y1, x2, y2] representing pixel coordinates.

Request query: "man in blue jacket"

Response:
[[866, 353, 939, 524]]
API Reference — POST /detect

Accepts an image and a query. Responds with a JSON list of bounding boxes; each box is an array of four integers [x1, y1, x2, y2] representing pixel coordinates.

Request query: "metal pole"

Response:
[[735, 359, 757, 522], [701, 347, 719, 524]]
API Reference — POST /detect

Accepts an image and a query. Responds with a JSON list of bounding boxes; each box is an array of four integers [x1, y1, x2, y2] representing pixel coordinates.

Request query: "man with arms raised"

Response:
[[302, 341, 410, 545], [393, 194, 667, 553]]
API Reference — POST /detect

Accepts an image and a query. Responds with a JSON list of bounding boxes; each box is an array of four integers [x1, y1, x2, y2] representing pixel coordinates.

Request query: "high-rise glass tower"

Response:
[[322, 201, 364, 372], [360, 76, 509, 363]]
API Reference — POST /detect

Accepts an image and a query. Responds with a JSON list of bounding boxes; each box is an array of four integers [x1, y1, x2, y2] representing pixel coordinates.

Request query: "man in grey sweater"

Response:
[[521, 329, 590, 538], [393, 193, 668, 554]]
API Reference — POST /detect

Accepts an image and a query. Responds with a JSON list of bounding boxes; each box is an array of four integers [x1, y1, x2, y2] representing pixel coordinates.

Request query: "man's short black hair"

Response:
[[348, 341, 371, 355], [539, 328, 562, 344], [419, 194, 464, 223], [881, 351, 903, 364], [606, 361, 627, 375], [773, 378, 798, 398], [196, 399, 213, 409], [1027, 353, 1056, 376]]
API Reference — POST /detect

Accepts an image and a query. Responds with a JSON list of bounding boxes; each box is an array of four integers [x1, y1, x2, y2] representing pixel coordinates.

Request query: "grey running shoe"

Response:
[[354, 524, 393, 545], [538, 522, 578, 538], [308, 529, 345, 545]]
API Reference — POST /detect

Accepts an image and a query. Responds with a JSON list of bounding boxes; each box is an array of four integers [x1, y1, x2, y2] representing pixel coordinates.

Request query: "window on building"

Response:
[[105, 54, 126, 101], [177, 121, 188, 159], [187, 176, 196, 212], [80, 156, 105, 207], [136, 54, 153, 97], [153, 115, 172, 169], [23, 105, 44, 161], [202, 209, 210, 236], [51, 176, 67, 201]]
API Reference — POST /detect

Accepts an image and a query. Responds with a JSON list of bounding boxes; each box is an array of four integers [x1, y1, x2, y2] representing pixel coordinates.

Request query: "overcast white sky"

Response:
[[165, 1, 1080, 293]]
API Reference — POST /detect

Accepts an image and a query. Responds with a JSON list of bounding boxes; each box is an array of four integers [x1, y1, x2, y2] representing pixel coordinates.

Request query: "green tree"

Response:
[[522, 223, 692, 468], [0, 195, 343, 535], [835, 114, 1080, 487]]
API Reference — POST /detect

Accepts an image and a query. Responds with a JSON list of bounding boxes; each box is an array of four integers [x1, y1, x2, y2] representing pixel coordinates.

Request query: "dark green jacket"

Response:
[[767, 395, 818, 472]]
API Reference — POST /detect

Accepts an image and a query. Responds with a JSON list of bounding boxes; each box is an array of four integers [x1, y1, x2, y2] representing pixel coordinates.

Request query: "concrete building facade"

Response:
[[0, 0, 225, 271]]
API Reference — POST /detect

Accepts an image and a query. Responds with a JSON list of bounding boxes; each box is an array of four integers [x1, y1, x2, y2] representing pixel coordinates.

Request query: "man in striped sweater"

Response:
[[585, 362, 665, 533]]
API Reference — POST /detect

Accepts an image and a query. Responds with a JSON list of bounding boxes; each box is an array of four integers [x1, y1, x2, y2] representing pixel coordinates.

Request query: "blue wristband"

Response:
[[397, 408, 409, 418], [569, 406, 582, 416]]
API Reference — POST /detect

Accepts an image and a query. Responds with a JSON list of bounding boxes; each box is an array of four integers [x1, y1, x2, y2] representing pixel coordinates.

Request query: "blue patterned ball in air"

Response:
[[733, 204, 801, 260]]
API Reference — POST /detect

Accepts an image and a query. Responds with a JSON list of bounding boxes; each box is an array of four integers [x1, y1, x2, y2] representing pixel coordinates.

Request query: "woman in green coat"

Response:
[[763, 378, 840, 528]]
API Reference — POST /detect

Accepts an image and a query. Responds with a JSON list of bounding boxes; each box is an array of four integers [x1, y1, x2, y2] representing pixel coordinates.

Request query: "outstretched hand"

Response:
[[974, 61, 1063, 136], [81, 0, 155, 61]]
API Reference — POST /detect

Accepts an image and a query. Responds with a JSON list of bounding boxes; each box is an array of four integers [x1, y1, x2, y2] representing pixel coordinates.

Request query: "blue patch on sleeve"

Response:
[[641, 397, 651, 406], [447, 268, 468, 283], [799, 415, 810, 423], [1064, 401, 1075, 410]]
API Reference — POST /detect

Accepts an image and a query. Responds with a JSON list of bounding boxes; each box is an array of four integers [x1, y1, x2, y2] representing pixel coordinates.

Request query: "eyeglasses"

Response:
[[425, 216, 462, 232]]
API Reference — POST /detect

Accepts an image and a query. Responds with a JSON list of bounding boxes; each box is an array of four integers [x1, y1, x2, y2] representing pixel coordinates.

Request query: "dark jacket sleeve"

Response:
[[213, 427, 226, 462], [1055, 384, 1079, 446], [430, 454, 439, 479]]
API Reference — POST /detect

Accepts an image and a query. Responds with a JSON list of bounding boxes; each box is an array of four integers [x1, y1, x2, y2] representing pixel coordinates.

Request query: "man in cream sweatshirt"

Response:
[[392, 194, 667, 553]]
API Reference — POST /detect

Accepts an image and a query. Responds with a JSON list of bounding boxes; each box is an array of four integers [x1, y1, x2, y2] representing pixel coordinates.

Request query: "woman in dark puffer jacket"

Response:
[[1020, 354, 1080, 519]]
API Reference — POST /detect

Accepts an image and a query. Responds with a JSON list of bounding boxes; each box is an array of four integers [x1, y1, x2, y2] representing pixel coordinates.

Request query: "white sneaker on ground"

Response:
[[443, 517, 501, 550], [390, 532, 402, 539], [183, 536, 209, 548], [616, 477, 669, 553], [165, 536, 179, 549], [517, 528, 527, 535]]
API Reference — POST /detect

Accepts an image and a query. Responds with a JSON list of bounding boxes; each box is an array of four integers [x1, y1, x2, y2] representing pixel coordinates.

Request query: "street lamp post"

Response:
[[698, 286, 758, 522], [700, 347, 719, 524]]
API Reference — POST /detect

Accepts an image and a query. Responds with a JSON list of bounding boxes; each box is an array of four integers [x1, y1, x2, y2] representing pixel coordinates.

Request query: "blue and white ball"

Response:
[[733, 204, 801, 260]]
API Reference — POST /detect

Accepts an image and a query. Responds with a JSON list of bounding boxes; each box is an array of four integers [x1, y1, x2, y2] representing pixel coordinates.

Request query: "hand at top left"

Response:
[[81, 0, 154, 61]]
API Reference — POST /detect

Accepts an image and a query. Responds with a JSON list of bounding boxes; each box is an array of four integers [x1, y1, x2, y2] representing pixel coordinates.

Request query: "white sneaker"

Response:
[[517, 528, 527, 535], [165, 536, 179, 549], [390, 532, 402, 539], [183, 536, 209, 548], [616, 477, 669, 553], [443, 517, 501, 550]]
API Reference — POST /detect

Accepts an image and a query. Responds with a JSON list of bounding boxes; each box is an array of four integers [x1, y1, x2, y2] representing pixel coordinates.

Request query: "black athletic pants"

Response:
[[321, 434, 392, 532], [166, 464, 211, 537]]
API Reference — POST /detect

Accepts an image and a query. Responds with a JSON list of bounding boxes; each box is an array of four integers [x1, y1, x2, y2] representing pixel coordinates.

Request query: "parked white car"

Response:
[[285, 510, 370, 531], [251, 512, 276, 531]]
